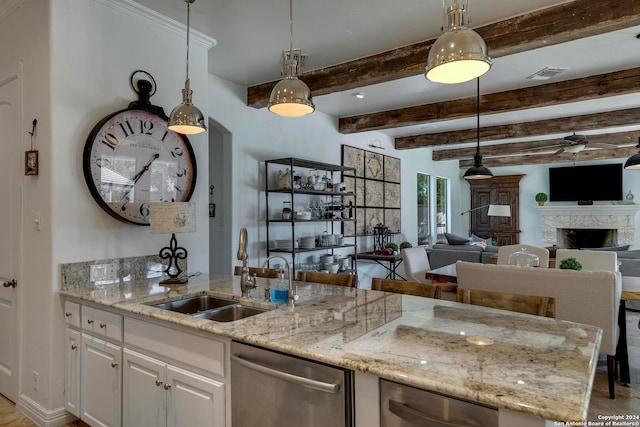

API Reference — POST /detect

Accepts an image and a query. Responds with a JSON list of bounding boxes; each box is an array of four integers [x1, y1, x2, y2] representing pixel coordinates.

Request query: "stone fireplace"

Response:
[[537, 205, 640, 247]]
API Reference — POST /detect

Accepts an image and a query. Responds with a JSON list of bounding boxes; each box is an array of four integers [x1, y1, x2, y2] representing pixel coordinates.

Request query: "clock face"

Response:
[[83, 109, 197, 225]]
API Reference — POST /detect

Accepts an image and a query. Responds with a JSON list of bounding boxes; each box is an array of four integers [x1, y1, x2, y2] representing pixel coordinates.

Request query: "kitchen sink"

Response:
[[150, 295, 236, 314], [148, 295, 270, 322], [194, 305, 269, 322]]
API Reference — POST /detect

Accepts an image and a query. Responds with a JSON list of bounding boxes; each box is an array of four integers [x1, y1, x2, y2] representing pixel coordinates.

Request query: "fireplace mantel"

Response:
[[536, 204, 640, 246]]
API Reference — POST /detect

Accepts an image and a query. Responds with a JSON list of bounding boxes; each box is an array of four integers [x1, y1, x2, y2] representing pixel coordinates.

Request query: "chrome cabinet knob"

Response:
[[155, 379, 163, 387], [99, 322, 107, 328], [163, 383, 171, 390], [65, 312, 72, 317], [71, 345, 77, 350], [3, 279, 16, 288], [87, 319, 94, 325], [111, 362, 118, 368]]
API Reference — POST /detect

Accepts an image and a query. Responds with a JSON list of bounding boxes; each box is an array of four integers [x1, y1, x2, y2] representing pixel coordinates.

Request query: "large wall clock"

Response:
[[83, 70, 197, 225]]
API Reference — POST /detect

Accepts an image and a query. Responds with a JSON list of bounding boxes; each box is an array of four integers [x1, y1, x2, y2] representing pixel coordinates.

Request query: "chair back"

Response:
[[401, 247, 431, 284], [295, 271, 358, 287], [233, 266, 280, 278], [371, 278, 440, 299], [497, 244, 550, 267], [456, 287, 555, 318], [555, 249, 618, 272]]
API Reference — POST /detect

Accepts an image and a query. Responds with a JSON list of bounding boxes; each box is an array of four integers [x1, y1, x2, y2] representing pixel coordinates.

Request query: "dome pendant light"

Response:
[[464, 78, 493, 180], [268, 0, 314, 118], [168, 0, 206, 135], [426, 0, 492, 84], [624, 137, 640, 170]]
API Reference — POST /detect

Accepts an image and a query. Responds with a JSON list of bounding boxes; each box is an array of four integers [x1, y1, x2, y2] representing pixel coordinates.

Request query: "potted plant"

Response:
[[535, 192, 548, 206], [400, 241, 413, 250], [559, 257, 582, 271]]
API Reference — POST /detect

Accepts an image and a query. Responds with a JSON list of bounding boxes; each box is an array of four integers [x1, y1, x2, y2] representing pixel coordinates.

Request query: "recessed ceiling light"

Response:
[[352, 92, 366, 99]]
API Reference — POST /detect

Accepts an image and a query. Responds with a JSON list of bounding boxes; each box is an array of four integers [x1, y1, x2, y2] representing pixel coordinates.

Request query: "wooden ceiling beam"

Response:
[[247, 0, 640, 109], [396, 108, 640, 149], [340, 67, 640, 134], [435, 131, 640, 161], [458, 147, 639, 168]]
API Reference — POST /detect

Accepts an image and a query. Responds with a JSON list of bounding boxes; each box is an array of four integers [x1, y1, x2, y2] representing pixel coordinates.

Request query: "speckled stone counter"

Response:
[[60, 273, 601, 423]]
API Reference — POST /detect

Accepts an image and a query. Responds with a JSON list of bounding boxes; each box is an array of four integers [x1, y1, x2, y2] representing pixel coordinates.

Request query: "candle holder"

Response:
[[150, 203, 196, 285]]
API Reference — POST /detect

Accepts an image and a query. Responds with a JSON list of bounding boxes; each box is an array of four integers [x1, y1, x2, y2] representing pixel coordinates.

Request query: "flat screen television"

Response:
[[548, 163, 622, 202]]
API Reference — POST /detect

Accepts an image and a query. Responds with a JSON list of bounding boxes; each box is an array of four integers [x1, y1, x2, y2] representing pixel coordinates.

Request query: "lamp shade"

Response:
[[487, 204, 511, 217], [150, 202, 196, 234], [268, 74, 315, 118], [168, 90, 207, 135], [624, 138, 640, 170], [425, 1, 491, 84], [463, 153, 493, 180]]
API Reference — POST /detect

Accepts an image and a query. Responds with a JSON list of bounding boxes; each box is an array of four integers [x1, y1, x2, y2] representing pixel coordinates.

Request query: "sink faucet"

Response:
[[237, 228, 257, 298], [261, 255, 298, 306]]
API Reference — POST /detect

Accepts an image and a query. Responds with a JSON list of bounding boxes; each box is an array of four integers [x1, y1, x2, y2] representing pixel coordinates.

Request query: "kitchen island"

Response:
[[61, 272, 601, 426]]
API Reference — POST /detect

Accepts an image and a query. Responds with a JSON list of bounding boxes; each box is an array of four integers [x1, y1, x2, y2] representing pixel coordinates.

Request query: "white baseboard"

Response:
[[16, 394, 77, 427]]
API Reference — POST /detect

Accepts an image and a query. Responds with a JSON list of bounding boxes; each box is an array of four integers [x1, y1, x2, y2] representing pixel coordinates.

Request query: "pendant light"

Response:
[[168, 0, 206, 135], [425, 0, 492, 84], [463, 78, 493, 180], [268, 0, 314, 118], [624, 137, 640, 170]]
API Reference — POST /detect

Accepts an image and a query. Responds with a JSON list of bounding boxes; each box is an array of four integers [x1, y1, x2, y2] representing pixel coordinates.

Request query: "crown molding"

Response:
[[95, 0, 216, 49]]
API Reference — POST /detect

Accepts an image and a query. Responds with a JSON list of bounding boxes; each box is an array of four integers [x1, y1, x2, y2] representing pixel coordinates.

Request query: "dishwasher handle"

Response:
[[389, 399, 482, 427], [231, 354, 341, 394]]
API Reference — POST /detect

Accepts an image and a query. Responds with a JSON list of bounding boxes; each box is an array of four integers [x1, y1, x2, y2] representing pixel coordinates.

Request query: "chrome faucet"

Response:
[[237, 228, 257, 297], [261, 255, 298, 306]]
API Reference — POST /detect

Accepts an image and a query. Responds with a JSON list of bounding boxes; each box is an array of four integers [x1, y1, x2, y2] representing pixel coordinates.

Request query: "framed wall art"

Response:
[[341, 145, 401, 236]]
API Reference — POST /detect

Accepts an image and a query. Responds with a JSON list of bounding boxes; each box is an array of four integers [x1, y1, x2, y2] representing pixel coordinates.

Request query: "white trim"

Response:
[[95, 0, 217, 49], [16, 394, 77, 427]]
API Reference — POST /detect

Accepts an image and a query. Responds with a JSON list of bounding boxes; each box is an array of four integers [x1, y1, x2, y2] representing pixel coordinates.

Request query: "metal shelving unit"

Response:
[[265, 157, 358, 276]]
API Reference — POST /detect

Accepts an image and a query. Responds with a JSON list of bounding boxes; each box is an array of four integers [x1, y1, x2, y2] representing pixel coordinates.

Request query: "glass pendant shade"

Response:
[[268, 60, 314, 118], [425, 1, 492, 84], [168, 0, 206, 135], [624, 138, 640, 169]]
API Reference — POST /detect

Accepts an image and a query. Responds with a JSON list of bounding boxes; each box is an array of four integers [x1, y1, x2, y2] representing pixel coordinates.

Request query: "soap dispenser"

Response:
[[269, 270, 289, 304]]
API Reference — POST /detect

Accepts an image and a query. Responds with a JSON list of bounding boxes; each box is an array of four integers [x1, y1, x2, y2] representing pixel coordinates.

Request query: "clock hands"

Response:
[[121, 153, 160, 201]]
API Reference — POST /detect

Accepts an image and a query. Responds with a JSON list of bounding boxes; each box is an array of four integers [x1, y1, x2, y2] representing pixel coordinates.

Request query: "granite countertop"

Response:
[[60, 274, 601, 423]]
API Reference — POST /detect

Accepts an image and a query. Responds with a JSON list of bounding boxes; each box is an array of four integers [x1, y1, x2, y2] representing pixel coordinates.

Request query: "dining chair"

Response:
[[555, 249, 618, 272], [295, 271, 358, 287], [456, 287, 556, 318], [496, 244, 550, 267], [401, 247, 432, 284], [233, 266, 280, 278], [371, 278, 441, 299]]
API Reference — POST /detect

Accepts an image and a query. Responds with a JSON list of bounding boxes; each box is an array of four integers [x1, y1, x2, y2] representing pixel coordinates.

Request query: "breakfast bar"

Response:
[[61, 272, 602, 426]]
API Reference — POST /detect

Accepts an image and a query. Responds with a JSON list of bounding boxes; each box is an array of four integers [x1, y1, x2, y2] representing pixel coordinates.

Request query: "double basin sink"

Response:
[[149, 295, 270, 322]]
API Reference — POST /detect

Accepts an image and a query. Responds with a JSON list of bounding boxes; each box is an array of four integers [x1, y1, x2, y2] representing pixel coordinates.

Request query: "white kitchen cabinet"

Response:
[[123, 349, 225, 427], [64, 327, 81, 417], [81, 332, 122, 427]]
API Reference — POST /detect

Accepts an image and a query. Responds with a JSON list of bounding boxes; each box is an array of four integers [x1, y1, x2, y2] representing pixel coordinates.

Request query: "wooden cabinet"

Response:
[[81, 333, 122, 427], [123, 348, 225, 427], [468, 175, 523, 246]]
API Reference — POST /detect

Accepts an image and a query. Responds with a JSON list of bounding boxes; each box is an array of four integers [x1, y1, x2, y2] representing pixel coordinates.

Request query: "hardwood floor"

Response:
[[1, 311, 638, 426]]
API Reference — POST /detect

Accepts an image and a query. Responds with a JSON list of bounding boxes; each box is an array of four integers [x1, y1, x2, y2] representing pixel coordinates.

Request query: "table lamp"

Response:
[[150, 202, 195, 285]]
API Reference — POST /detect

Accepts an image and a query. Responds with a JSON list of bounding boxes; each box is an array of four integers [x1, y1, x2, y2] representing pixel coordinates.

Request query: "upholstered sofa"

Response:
[[426, 243, 499, 269], [456, 261, 622, 398]]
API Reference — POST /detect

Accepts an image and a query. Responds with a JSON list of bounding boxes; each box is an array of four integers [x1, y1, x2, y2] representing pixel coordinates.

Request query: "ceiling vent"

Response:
[[526, 66, 569, 81]]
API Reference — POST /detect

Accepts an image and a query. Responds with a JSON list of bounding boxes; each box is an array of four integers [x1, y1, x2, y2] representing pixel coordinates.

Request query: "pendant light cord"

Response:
[[185, 0, 191, 85], [289, 0, 294, 60], [476, 77, 480, 154]]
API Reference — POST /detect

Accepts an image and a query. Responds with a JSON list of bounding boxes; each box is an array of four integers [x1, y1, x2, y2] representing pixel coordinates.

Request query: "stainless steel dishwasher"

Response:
[[231, 341, 354, 427], [380, 379, 498, 427]]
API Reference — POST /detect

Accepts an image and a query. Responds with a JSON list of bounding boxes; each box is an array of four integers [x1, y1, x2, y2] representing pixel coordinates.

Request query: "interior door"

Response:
[[0, 70, 21, 403]]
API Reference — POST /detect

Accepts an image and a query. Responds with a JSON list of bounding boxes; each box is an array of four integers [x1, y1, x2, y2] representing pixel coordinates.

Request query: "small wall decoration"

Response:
[[341, 144, 401, 236], [25, 119, 38, 176]]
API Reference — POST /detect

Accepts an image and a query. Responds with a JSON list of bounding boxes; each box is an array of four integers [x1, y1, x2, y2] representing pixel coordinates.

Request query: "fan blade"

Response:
[[564, 133, 588, 144], [521, 143, 565, 152], [589, 141, 617, 149], [553, 148, 566, 155]]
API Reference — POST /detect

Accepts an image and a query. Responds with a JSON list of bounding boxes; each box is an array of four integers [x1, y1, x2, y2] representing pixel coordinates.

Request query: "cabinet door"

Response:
[[123, 349, 166, 427], [65, 327, 81, 417], [81, 333, 122, 427], [165, 365, 225, 427]]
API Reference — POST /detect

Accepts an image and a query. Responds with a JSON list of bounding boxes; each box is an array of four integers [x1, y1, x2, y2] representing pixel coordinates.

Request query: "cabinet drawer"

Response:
[[82, 305, 123, 342], [64, 301, 80, 328], [125, 317, 228, 378]]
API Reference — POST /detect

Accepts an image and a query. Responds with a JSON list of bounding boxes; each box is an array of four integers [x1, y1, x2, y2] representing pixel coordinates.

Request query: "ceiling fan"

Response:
[[530, 133, 616, 155]]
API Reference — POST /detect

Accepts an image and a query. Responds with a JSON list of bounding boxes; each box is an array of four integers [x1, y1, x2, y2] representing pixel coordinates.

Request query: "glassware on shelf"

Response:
[[281, 201, 292, 220]]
